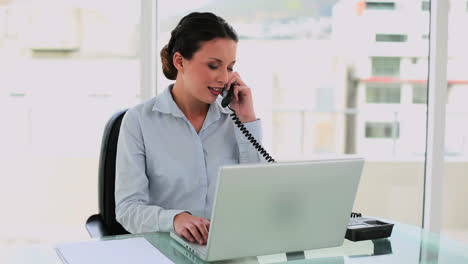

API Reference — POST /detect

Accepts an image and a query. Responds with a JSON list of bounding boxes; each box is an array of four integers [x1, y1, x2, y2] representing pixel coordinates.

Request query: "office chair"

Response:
[[85, 109, 129, 238]]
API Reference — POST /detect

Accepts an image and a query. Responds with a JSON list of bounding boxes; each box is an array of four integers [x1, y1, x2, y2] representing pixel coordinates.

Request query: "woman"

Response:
[[115, 12, 263, 245]]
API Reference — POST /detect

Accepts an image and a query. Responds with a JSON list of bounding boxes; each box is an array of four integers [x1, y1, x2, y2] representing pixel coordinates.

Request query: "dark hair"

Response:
[[160, 12, 238, 80]]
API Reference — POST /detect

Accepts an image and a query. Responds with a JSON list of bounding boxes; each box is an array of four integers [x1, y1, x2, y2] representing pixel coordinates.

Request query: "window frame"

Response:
[[423, 0, 449, 234], [140, 0, 158, 100]]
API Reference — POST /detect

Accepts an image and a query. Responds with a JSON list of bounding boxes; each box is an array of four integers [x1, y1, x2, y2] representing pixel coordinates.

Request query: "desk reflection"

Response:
[[170, 239, 354, 264]]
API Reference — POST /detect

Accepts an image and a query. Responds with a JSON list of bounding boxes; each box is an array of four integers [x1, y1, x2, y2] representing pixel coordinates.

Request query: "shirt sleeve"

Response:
[[114, 108, 188, 234], [234, 118, 267, 164]]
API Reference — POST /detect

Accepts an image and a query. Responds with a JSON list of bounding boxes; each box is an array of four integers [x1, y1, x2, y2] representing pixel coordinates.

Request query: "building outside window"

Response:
[[365, 2, 396, 10], [372, 57, 401, 77], [365, 122, 400, 138], [376, 34, 407, 42], [366, 83, 401, 103], [422, 1, 430, 11], [413, 83, 427, 104]]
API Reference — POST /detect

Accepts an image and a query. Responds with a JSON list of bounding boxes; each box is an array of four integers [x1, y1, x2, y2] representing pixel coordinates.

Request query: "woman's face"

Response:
[[181, 37, 237, 104]]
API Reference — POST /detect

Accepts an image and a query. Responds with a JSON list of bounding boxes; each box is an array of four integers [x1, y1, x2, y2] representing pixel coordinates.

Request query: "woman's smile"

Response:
[[208, 86, 224, 96]]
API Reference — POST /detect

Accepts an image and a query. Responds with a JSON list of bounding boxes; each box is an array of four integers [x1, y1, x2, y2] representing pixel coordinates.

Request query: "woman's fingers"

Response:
[[227, 72, 244, 91], [181, 228, 196, 243], [187, 224, 204, 244], [196, 221, 209, 243], [233, 85, 252, 104], [174, 213, 210, 245], [233, 85, 240, 102], [226, 72, 250, 103], [231, 72, 246, 87]]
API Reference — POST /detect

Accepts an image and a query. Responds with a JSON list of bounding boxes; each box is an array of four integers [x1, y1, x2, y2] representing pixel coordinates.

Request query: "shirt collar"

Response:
[[152, 84, 232, 118], [215, 96, 233, 115]]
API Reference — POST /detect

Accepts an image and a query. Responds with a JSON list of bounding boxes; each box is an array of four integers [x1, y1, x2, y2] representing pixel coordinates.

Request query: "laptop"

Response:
[[170, 158, 364, 262]]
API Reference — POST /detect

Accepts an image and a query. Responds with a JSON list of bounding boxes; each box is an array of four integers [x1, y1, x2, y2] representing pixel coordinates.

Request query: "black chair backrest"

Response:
[[98, 109, 129, 235]]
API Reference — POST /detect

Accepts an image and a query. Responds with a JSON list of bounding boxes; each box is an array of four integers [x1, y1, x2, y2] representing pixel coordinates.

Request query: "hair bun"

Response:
[[160, 44, 177, 80]]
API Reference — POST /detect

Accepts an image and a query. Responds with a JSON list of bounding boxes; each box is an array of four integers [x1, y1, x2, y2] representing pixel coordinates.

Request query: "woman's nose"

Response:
[[216, 69, 229, 84]]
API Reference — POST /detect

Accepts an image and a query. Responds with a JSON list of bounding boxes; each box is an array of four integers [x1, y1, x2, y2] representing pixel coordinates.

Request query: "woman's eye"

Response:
[[208, 64, 233, 72]]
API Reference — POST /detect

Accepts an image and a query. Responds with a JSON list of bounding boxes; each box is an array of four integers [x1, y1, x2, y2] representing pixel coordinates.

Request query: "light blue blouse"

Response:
[[115, 85, 263, 234]]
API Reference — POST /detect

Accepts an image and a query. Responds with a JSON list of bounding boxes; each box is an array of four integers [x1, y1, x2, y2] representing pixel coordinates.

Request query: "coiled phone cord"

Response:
[[228, 110, 275, 163], [350, 212, 362, 218]]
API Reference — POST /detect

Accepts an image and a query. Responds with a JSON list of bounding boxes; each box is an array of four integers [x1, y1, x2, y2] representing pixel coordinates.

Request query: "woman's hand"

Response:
[[174, 212, 210, 245], [225, 72, 257, 123]]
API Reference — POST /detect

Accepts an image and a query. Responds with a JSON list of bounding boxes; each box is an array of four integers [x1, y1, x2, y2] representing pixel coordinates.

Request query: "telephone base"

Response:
[[345, 217, 394, 242]]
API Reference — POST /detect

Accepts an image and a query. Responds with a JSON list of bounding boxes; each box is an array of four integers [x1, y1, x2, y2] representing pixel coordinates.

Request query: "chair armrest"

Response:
[[85, 214, 111, 238]]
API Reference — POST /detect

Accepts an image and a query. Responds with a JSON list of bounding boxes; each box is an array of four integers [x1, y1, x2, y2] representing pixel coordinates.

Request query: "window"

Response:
[[441, 0, 468, 246], [422, 1, 430, 11], [372, 57, 400, 77], [365, 2, 396, 10], [366, 83, 401, 103], [365, 122, 400, 138], [376, 34, 408, 42], [156, 0, 431, 231], [315, 87, 334, 111], [413, 84, 427, 104], [1, 0, 458, 250], [0, 0, 140, 246]]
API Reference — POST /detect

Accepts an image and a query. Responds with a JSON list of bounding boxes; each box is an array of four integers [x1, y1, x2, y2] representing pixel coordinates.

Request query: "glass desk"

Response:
[[5, 221, 468, 264]]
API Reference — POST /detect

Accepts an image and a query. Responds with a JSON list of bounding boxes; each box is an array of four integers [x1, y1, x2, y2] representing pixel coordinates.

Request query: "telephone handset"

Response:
[[221, 83, 235, 108], [222, 83, 275, 163]]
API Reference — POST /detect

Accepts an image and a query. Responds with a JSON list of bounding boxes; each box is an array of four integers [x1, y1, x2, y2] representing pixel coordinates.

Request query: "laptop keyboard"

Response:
[[171, 232, 208, 257], [191, 242, 208, 255], [182, 239, 208, 256]]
